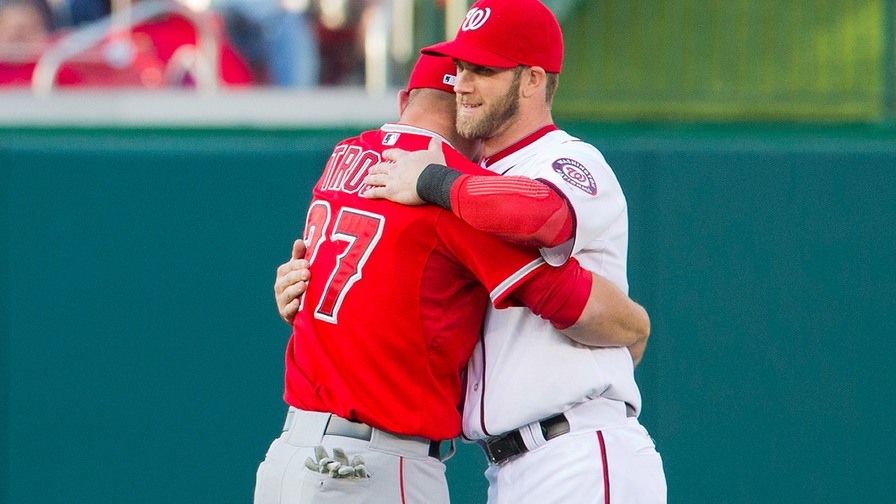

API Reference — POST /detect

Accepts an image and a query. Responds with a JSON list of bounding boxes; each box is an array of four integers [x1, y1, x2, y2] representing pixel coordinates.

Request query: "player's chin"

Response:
[[457, 115, 483, 139]]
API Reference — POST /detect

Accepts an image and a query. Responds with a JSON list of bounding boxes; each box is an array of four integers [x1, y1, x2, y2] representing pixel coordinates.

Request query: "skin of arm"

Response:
[[571, 273, 650, 366], [507, 257, 649, 363]]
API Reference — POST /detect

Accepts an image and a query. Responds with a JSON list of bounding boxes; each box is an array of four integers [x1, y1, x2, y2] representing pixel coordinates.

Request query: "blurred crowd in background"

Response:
[[0, 0, 391, 89]]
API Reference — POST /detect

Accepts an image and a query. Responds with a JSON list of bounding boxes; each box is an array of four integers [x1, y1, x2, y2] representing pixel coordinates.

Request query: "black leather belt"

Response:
[[324, 416, 443, 459], [476, 413, 571, 464]]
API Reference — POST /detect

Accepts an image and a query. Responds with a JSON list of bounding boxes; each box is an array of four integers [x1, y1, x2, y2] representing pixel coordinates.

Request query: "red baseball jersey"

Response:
[[283, 123, 553, 440]]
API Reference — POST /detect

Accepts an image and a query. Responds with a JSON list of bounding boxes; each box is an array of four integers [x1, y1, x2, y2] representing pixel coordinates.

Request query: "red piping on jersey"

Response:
[[400, 457, 407, 504], [598, 431, 610, 503], [478, 328, 492, 437], [481, 124, 559, 169]]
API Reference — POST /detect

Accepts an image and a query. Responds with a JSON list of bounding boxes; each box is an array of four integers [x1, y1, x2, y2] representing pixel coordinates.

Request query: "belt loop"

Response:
[[435, 439, 456, 462], [285, 409, 330, 446], [282, 407, 297, 432], [369, 428, 433, 460], [519, 420, 548, 452], [443, 438, 457, 462]]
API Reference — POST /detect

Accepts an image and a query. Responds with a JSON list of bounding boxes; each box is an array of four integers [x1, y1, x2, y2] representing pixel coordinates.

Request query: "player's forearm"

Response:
[[561, 273, 650, 349], [511, 260, 649, 352], [417, 164, 574, 248]]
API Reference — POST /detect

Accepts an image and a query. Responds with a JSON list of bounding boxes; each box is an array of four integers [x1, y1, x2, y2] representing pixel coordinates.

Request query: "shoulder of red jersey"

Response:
[[444, 148, 492, 177]]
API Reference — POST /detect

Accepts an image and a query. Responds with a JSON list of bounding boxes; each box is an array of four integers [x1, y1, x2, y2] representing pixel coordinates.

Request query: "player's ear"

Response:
[[398, 89, 411, 116], [521, 66, 546, 99]]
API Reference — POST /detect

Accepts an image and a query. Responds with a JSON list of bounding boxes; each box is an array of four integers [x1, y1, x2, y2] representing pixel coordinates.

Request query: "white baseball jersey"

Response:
[[462, 126, 642, 439]]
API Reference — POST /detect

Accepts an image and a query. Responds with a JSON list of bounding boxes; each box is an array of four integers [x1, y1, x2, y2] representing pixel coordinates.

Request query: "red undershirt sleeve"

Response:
[[507, 257, 593, 330], [416, 162, 576, 249], [449, 174, 574, 248]]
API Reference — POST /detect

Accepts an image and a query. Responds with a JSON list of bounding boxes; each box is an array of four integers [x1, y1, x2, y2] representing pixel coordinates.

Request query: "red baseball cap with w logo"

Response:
[[421, 0, 564, 73]]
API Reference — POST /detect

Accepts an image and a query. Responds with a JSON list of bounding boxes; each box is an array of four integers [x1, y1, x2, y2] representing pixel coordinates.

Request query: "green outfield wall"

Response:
[[554, 0, 894, 121], [415, 0, 896, 122], [2, 124, 895, 503]]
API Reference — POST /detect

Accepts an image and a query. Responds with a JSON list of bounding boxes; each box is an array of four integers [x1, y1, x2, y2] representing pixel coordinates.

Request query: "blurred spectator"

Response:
[[314, 0, 378, 86], [2, 0, 255, 88], [0, 0, 80, 85], [214, 0, 319, 87], [4, 0, 402, 89], [44, 0, 110, 28], [127, 0, 255, 87], [0, 0, 50, 49]]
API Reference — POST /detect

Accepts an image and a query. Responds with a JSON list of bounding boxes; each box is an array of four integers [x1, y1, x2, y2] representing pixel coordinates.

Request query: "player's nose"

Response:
[[453, 69, 472, 93]]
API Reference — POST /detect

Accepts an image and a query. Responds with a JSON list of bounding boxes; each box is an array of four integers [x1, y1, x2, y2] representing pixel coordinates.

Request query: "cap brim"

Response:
[[422, 39, 519, 69]]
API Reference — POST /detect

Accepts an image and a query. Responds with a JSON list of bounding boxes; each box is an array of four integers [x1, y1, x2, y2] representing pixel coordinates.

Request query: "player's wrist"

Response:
[[417, 164, 462, 210]]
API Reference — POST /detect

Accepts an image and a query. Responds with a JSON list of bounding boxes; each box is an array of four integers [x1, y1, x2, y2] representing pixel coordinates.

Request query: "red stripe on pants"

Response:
[[399, 457, 406, 504], [597, 431, 610, 504]]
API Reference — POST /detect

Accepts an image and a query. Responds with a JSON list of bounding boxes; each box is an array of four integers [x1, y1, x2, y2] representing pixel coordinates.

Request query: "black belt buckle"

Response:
[[480, 431, 527, 464], [540, 413, 570, 440]]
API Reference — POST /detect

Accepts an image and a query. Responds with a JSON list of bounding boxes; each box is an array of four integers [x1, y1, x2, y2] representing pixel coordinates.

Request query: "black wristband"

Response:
[[416, 163, 462, 210]]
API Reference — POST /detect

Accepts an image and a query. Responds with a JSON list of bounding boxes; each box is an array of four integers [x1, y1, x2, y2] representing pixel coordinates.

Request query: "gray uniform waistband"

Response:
[[283, 407, 453, 461]]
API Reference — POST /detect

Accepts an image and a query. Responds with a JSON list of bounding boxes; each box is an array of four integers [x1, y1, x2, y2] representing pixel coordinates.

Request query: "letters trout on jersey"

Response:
[[320, 144, 382, 194]]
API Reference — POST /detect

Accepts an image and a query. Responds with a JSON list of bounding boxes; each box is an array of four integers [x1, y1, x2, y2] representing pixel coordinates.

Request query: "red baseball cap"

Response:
[[406, 54, 458, 93], [422, 0, 563, 73]]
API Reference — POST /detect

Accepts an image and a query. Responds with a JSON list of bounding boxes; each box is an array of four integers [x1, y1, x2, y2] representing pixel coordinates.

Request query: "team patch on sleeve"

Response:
[[552, 158, 597, 195]]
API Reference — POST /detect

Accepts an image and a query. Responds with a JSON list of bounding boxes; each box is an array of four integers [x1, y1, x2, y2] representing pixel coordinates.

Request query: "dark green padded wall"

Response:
[[1, 129, 346, 503], [577, 123, 896, 503], [2, 124, 895, 503]]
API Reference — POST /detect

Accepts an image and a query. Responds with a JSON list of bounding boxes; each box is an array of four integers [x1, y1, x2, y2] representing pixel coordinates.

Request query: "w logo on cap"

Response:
[[461, 7, 491, 31], [421, 0, 563, 73]]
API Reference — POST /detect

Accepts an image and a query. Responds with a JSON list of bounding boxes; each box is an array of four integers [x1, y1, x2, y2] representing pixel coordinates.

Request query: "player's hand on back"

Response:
[[363, 137, 447, 205], [275, 239, 311, 325]]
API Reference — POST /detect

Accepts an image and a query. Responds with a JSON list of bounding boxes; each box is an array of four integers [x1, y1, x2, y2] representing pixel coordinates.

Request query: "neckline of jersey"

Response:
[[381, 122, 456, 150], [481, 124, 559, 168]]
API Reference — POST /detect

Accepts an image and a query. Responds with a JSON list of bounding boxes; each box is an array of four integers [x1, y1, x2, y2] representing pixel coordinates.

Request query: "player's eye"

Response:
[[471, 65, 499, 76]]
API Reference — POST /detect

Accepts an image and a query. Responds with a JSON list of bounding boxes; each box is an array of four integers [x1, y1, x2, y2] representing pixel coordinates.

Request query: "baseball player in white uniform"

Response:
[[457, 135, 664, 503], [359, 0, 668, 502]]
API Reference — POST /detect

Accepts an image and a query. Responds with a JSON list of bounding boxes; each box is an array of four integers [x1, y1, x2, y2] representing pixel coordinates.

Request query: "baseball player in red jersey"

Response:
[[255, 55, 650, 504], [360, 1, 669, 502]]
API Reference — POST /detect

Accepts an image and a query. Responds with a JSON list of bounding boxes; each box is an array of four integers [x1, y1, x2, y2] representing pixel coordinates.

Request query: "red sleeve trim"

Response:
[[509, 257, 593, 329]]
